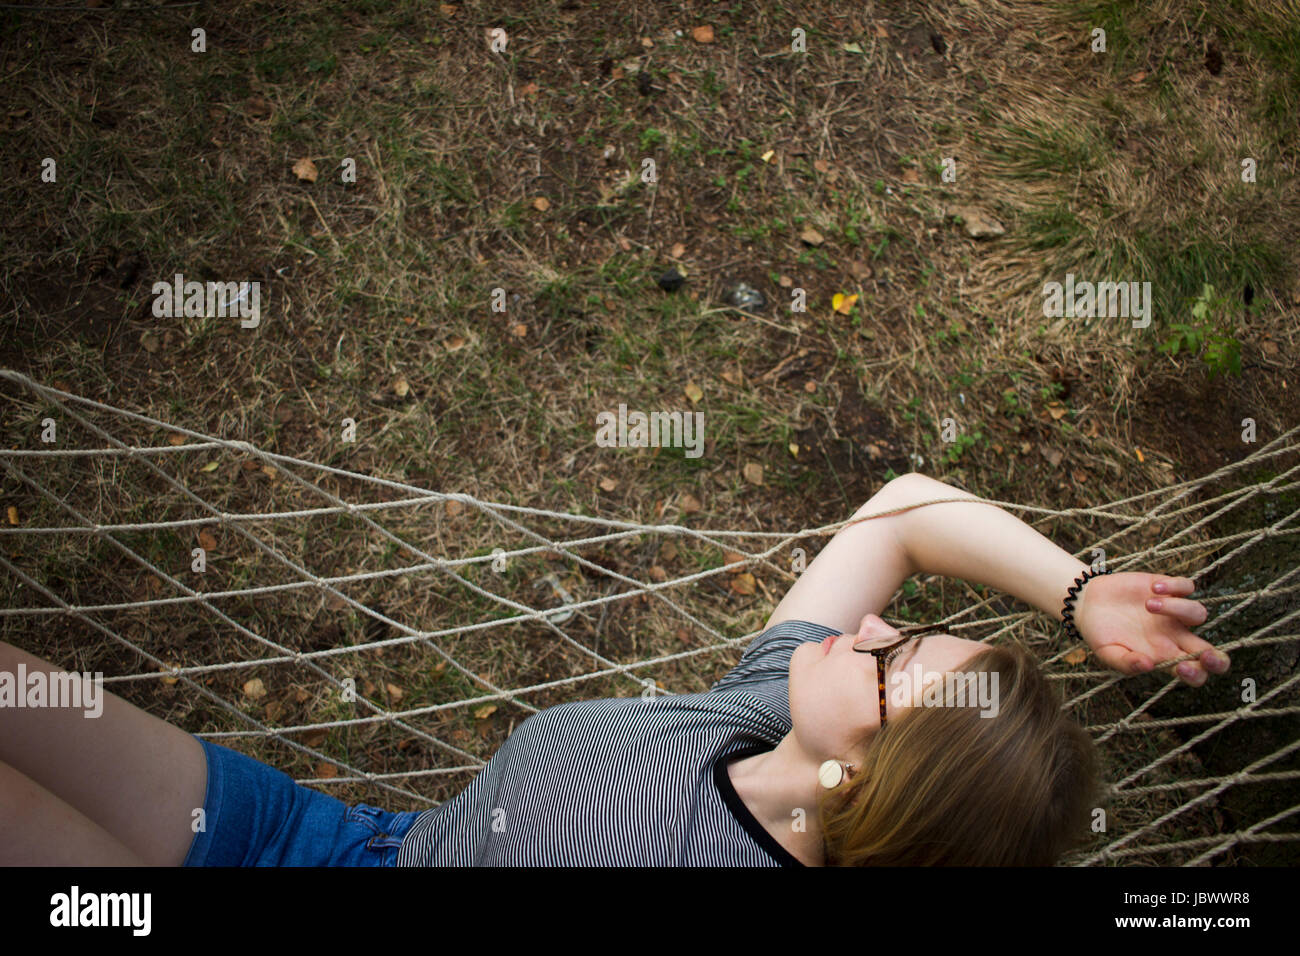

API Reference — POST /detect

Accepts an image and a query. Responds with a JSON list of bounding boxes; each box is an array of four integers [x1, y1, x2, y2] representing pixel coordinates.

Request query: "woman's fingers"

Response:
[[1092, 643, 1154, 676], [1151, 576, 1196, 597], [1145, 595, 1209, 627]]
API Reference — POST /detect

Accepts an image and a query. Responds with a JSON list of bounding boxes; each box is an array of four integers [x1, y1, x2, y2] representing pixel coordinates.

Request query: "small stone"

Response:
[[657, 267, 686, 292], [725, 282, 766, 314]]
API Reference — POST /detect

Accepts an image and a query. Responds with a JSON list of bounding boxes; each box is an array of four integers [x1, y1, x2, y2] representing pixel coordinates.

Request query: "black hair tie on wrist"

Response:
[[1061, 566, 1111, 642]]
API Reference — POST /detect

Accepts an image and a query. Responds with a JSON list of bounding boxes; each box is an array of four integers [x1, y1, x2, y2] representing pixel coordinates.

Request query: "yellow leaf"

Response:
[[393, 376, 410, 398], [599, 476, 618, 491], [445, 335, 467, 351], [833, 292, 859, 315], [474, 704, 498, 720], [692, 25, 715, 43], [760, 149, 775, 163], [1135, 446, 1145, 463], [242, 678, 267, 700], [532, 196, 550, 211], [730, 573, 756, 596], [684, 382, 703, 403], [200, 461, 219, 473], [386, 682, 404, 702], [292, 157, 319, 183], [1063, 646, 1087, 665], [5, 505, 17, 526], [789, 442, 799, 457]]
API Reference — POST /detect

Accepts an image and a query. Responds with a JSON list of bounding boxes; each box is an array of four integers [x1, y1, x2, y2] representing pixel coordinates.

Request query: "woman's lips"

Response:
[[823, 633, 839, 655]]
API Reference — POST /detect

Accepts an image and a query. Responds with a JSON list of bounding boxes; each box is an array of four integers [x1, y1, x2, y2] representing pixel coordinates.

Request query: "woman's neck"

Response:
[[727, 736, 826, 866]]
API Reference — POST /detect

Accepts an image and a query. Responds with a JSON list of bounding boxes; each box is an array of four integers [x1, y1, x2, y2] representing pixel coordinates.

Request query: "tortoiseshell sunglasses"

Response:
[[850, 625, 940, 728]]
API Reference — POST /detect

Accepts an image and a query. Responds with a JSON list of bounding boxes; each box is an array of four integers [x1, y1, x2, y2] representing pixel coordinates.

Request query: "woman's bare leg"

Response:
[[0, 759, 147, 865], [0, 640, 207, 866]]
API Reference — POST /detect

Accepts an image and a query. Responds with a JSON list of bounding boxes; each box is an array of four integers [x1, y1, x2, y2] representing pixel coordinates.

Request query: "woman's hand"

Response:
[[1074, 573, 1230, 686]]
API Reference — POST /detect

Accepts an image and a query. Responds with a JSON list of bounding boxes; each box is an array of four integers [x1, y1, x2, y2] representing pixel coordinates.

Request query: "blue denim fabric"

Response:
[[182, 737, 423, 867]]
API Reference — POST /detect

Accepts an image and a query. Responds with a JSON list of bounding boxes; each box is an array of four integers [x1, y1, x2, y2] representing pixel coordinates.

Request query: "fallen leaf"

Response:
[[670, 241, 686, 258], [684, 382, 703, 403], [1047, 402, 1067, 420], [160, 662, 180, 685], [301, 728, 327, 747], [393, 376, 410, 398], [648, 565, 668, 582], [723, 550, 745, 568], [1135, 446, 1145, 463], [532, 196, 550, 211], [510, 323, 528, 337], [261, 465, 277, 479], [315, 763, 338, 779], [842, 41, 864, 54], [1072, 469, 1089, 483], [1084, 420, 1101, 438], [197, 529, 217, 551], [292, 157, 319, 183], [743, 462, 764, 485], [760, 149, 775, 163], [875, 23, 889, 38], [386, 683, 403, 702], [439, 3, 457, 15], [475, 704, 498, 720], [445, 500, 465, 516], [813, 159, 830, 173], [242, 678, 267, 700], [730, 573, 756, 596], [660, 540, 679, 560], [5, 506, 17, 526], [1063, 646, 1088, 665], [778, 274, 793, 288], [241, 459, 260, 471], [692, 25, 715, 43], [950, 205, 1005, 238], [244, 95, 273, 120], [679, 493, 702, 514], [1041, 444, 1064, 467], [804, 380, 817, 393], [1130, 71, 1147, 83], [200, 461, 219, 473], [789, 442, 799, 457], [445, 335, 467, 351], [721, 366, 743, 385], [520, 81, 539, 97], [800, 226, 825, 246], [599, 476, 618, 491], [294, 687, 311, 703], [901, 167, 921, 184], [168, 433, 186, 446], [833, 292, 859, 315], [641, 37, 654, 49]]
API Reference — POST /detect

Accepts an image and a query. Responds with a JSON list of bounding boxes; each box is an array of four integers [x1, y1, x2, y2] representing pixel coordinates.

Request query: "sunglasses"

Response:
[[850, 626, 939, 728]]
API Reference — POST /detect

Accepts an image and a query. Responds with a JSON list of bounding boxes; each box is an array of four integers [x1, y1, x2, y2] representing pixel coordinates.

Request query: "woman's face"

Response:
[[788, 613, 984, 764]]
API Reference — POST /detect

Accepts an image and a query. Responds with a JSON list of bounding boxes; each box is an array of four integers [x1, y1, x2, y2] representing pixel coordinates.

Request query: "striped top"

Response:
[[395, 619, 838, 866]]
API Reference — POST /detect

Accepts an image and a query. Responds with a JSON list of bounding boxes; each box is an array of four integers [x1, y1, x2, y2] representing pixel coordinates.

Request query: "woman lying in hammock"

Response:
[[0, 472, 1229, 867]]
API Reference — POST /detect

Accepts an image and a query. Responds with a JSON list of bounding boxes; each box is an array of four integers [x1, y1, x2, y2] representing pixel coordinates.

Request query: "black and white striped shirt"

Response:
[[395, 619, 837, 866]]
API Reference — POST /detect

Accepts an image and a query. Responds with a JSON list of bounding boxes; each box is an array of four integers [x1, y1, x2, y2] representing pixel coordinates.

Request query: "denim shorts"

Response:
[[182, 737, 425, 867]]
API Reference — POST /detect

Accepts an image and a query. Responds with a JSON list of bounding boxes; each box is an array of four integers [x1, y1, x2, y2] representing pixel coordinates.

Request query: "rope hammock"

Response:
[[1, 367, 1297, 866]]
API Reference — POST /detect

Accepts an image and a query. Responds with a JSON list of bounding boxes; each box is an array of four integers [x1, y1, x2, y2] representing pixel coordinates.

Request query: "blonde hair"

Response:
[[818, 643, 1100, 866]]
